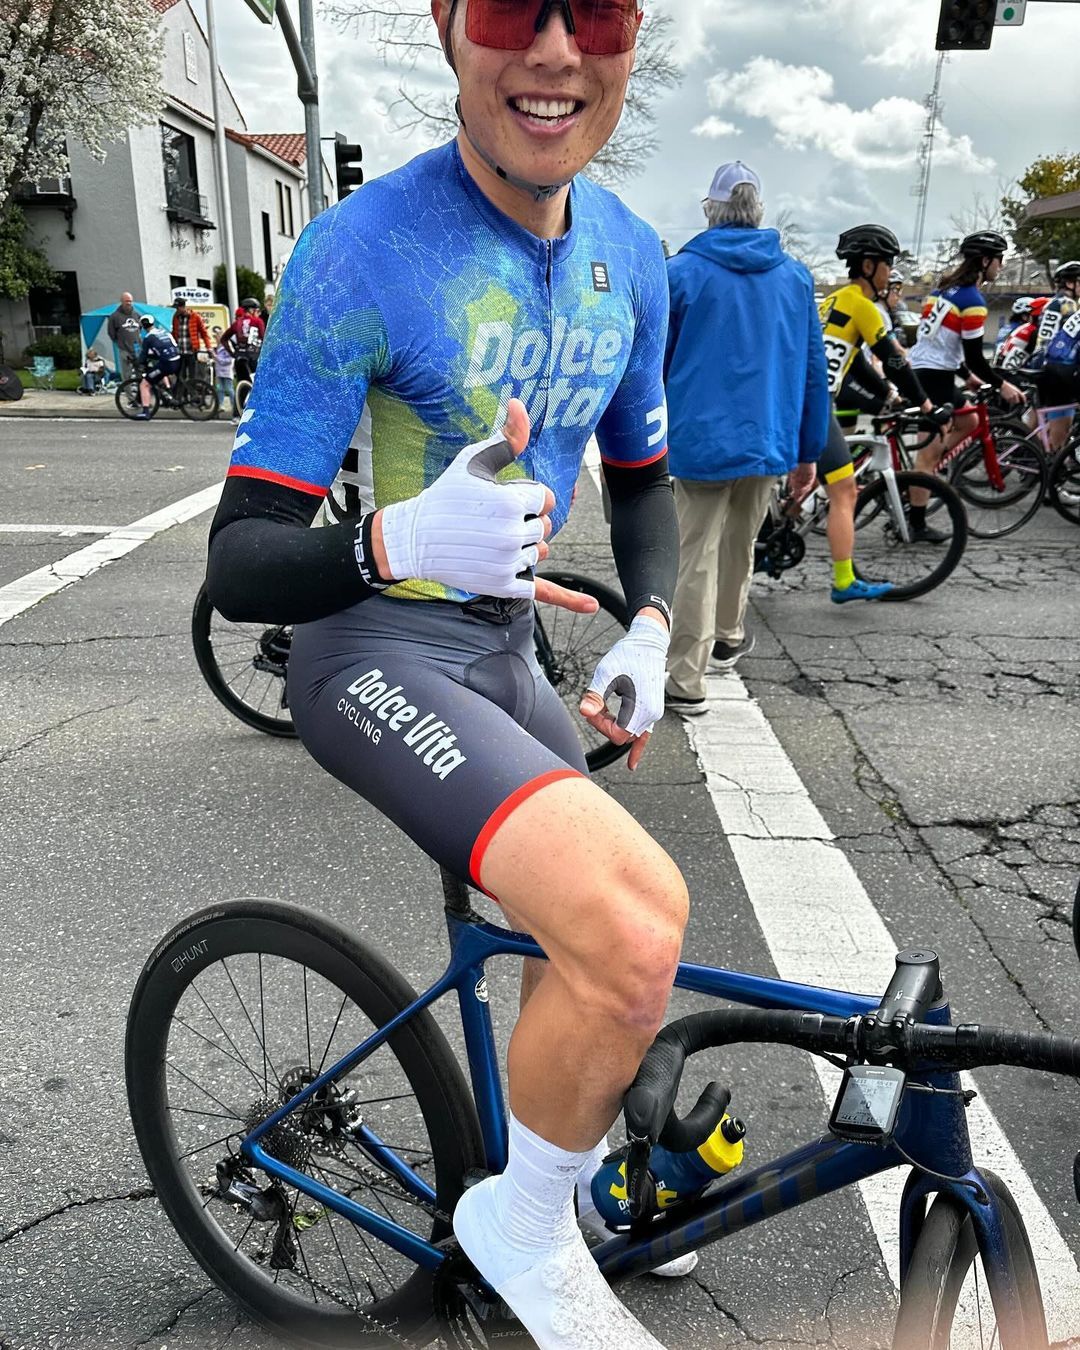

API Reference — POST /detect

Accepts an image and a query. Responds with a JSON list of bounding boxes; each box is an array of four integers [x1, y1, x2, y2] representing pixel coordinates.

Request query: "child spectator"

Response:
[[79, 348, 106, 395], [212, 327, 236, 421]]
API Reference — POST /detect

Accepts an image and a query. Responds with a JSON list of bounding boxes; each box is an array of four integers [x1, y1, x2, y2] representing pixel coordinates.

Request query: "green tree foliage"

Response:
[[0, 204, 55, 300], [213, 264, 267, 308], [1002, 154, 1080, 281]]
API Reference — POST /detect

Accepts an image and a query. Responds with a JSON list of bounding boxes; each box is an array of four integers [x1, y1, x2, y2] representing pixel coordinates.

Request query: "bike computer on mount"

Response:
[[828, 1064, 906, 1143]]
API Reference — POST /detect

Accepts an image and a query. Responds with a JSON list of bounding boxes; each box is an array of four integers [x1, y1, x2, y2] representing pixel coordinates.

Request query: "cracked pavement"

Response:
[[2, 421, 1079, 1348]]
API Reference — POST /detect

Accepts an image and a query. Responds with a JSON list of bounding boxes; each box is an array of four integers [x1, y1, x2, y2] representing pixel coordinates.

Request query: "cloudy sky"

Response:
[[204, 0, 1078, 261]]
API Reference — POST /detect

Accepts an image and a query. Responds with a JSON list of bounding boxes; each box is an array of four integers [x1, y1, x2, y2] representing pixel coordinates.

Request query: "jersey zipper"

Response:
[[533, 239, 555, 437]]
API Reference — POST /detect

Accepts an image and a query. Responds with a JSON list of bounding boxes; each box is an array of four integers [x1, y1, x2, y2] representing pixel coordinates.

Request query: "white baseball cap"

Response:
[[706, 161, 762, 203]]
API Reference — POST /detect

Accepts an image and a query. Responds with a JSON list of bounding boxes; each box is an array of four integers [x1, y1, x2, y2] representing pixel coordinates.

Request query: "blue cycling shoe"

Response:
[[831, 577, 893, 604]]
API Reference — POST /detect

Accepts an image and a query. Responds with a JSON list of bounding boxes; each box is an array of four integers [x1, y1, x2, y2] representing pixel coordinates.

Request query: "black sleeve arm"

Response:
[[869, 336, 929, 406], [206, 476, 386, 624], [601, 454, 679, 626], [961, 334, 1002, 388]]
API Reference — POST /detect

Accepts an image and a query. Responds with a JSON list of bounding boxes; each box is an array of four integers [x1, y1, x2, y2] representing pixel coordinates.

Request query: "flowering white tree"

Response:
[[0, 0, 165, 216]]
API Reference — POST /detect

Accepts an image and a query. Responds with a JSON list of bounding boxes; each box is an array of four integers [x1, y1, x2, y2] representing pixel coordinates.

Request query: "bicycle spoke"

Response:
[[172, 1011, 264, 1087], [221, 958, 283, 1092], [315, 992, 350, 1077], [166, 1061, 245, 1119], [191, 984, 266, 1090]]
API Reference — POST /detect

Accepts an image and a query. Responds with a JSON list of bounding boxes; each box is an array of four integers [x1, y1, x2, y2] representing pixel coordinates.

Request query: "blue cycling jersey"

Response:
[[140, 330, 180, 370], [1046, 308, 1080, 368], [227, 141, 669, 602]]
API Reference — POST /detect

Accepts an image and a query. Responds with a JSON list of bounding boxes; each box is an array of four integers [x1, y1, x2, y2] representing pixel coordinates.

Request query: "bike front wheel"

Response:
[[192, 584, 296, 737], [126, 899, 485, 1348], [893, 1170, 1047, 1350], [853, 471, 967, 601], [116, 378, 157, 420], [534, 571, 630, 773], [1047, 438, 1080, 526], [180, 377, 220, 422], [948, 436, 1046, 538]]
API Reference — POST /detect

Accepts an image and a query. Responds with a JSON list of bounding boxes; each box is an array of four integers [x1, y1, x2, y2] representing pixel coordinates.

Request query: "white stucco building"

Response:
[[0, 0, 330, 360]]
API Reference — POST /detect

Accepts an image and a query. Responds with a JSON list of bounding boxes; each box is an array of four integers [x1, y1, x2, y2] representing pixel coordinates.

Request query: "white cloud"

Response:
[[703, 57, 994, 174], [800, 0, 939, 69], [692, 117, 741, 139], [654, 0, 774, 65]]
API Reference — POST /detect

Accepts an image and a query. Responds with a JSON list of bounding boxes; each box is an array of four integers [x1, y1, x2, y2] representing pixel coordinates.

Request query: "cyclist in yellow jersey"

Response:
[[817, 225, 936, 596]]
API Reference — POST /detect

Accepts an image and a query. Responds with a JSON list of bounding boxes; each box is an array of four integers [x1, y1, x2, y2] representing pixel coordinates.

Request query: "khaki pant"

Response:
[[666, 475, 775, 700]]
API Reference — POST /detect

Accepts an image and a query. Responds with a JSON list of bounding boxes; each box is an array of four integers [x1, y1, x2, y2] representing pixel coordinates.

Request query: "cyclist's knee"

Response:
[[569, 856, 688, 1036], [827, 473, 857, 503]]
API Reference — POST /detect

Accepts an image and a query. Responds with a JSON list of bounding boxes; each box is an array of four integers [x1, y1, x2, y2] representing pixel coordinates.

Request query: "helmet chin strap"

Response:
[[455, 98, 571, 203]]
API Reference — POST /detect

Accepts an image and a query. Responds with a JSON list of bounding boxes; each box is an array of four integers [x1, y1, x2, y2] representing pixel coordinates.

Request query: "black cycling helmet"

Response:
[[960, 231, 1007, 259], [1053, 260, 1080, 282], [836, 224, 900, 262], [241, 296, 260, 310]]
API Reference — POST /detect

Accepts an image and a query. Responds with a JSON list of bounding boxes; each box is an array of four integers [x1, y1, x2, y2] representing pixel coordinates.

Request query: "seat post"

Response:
[[440, 867, 473, 916]]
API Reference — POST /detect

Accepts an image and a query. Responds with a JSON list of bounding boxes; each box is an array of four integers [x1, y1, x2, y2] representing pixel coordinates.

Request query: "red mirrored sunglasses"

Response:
[[464, 0, 643, 56]]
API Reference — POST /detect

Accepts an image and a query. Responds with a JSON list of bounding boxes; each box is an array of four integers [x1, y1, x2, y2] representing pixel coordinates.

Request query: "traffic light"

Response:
[[334, 134, 363, 200], [936, 0, 994, 49]]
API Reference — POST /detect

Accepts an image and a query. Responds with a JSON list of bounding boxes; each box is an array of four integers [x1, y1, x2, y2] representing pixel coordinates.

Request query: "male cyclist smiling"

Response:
[[207, 1, 683, 1344]]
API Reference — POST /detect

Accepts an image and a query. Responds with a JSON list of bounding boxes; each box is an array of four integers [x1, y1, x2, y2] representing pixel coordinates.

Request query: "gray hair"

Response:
[[704, 182, 765, 229]]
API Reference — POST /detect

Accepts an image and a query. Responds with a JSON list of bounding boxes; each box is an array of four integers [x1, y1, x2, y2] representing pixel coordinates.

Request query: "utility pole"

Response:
[[205, 0, 240, 314], [911, 51, 946, 266], [276, 0, 324, 219]]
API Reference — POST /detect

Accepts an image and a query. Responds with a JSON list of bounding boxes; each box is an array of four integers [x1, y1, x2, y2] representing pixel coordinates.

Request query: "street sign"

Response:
[[243, 0, 276, 23], [171, 286, 213, 304], [995, 0, 1026, 22]]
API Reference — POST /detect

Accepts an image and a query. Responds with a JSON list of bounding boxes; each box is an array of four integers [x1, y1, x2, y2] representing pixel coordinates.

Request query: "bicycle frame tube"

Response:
[[940, 402, 1007, 492], [238, 910, 1004, 1308]]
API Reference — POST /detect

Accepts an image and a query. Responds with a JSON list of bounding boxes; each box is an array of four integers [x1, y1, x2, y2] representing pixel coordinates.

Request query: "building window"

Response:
[[262, 212, 273, 281], [276, 180, 294, 238], [196, 277, 212, 291], [29, 271, 81, 336], [161, 122, 211, 225], [170, 274, 187, 292]]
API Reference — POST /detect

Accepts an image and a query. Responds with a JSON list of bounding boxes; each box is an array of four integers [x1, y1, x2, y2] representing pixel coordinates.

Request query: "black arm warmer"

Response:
[[206, 476, 382, 624], [602, 455, 679, 625], [869, 336, 928, 407], [961, 334, 1002, 389]]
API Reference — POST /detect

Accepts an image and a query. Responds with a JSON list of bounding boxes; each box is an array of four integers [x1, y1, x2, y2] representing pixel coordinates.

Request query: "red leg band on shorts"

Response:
[[469, 767, 583, 895]]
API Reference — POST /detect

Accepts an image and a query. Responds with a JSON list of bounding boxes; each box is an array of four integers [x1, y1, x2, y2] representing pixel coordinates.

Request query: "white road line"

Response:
[[683, 673, 1080, 1336], [0, 524, 119, 535], [0, 483, 222, 629]]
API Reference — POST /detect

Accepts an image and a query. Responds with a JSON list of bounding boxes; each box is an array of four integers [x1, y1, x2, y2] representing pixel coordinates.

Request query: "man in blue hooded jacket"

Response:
[[664, 163, 829, 713]]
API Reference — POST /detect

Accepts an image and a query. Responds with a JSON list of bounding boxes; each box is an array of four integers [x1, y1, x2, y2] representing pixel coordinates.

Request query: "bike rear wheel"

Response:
[[948, 436, 1046, 538], [893, 1171, 1047, 1350], [126, 899, 485, 1348], [192, 584, 297, 737], [116, 378, 157, 420], [1047, 438, 1080, 526], [534, 571, 630, 772], [853, 471, 967, 600]]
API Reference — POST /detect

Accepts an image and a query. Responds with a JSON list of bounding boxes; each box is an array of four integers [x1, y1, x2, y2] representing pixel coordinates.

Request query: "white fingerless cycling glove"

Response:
[[586, 614, 670, 738], [379, 431, 548, 598]]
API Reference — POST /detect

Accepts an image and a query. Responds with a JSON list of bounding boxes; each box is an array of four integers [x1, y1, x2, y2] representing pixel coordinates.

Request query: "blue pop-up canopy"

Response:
[[79, 302, 175, 372]]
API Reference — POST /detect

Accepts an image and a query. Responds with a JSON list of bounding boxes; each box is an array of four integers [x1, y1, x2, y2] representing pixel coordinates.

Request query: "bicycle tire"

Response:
[[948, 436, 1047, 539], [853, 471, 967, 601], [180, 377, 220, 422], [235, 379, 253, 414], [126, 899, 485, 1349], [892, 1170, 1047, 1350], [1047, 438, 1080, 526], [192, 584, 297, 738], [116, 377, 157, 421], [535, 570, 630, 772]]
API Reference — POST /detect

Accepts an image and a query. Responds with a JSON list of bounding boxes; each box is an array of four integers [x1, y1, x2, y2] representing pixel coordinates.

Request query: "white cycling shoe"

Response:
[[453, 1176, 667, 1350]]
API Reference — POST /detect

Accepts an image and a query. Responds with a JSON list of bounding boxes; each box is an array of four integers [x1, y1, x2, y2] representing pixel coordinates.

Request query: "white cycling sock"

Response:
[[576, 1136, 610, 1221], [453, 1113, 666, 1349]]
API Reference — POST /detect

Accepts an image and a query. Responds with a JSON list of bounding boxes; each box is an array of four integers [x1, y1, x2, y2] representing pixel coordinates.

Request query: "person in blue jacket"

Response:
[[664, 162, 828, 713]]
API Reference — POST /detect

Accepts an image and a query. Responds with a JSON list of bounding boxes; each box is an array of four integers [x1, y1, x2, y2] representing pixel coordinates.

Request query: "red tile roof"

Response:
[[226, 131, 309, 167], [150, 0, 182, 12]]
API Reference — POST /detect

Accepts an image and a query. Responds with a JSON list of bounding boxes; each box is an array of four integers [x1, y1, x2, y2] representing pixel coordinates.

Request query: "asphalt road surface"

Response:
[[1, 417, 1078, 1349]]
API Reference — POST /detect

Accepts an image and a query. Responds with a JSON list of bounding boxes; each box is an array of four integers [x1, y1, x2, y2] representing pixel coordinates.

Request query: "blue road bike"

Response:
[[126, 869, 1080, 1348]]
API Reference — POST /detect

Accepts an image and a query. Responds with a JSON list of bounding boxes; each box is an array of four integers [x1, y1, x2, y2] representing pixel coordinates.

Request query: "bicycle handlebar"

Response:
[[624, 1007, 1080, 1150]]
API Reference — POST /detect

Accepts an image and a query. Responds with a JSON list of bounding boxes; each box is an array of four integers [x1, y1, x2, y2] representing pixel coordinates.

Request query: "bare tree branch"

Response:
[[319, 1, 681, 186]]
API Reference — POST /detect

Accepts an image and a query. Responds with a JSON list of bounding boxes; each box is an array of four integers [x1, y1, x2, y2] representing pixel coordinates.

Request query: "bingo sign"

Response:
[[243, 0, 277, 22], [171, 286, 213, 305]]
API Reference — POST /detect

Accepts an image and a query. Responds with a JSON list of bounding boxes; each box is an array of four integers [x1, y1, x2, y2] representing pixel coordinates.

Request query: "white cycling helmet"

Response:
[[1010, 297, 1034, 318]]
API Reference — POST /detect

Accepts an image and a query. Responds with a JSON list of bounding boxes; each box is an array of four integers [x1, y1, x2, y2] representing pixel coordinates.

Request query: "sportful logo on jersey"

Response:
[[464, 317, 625, 431], [591, 261, 611, 293]]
